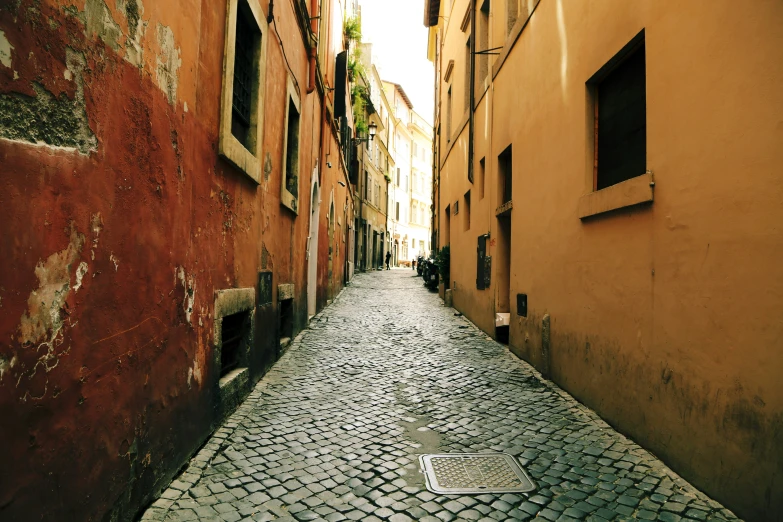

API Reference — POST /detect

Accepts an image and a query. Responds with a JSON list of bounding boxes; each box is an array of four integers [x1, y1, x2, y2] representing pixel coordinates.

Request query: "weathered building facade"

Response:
[[0, 0, 358, 519], [408, 109, 434, 261], [425, 0, 783, 520], [351, 43, 392, 272], [383, 82, 434, 267]]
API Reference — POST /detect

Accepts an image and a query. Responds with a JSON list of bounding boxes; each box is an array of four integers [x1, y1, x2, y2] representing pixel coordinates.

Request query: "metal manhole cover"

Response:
[[419, 453, 536, 494]]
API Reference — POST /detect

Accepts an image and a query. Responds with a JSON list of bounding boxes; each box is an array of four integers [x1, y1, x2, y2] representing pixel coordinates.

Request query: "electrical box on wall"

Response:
[[517, 293, 527, 317]]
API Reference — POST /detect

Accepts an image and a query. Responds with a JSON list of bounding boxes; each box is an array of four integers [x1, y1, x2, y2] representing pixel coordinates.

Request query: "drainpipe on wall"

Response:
[[432, 31, 441, 254], [359, 147, 365, 271], [468, 0, 476, 185], [307, 0, 318, 93]]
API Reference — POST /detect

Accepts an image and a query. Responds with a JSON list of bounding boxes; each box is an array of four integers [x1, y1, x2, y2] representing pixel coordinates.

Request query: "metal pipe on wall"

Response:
[[468, 0, 476, 185]]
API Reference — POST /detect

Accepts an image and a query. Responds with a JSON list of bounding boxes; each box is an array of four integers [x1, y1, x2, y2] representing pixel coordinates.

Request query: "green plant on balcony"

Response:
[[347, 53, 366, 82], [355, 118, 369, 137], [344, 16, 361, 42], [351, 83, 370, 139]]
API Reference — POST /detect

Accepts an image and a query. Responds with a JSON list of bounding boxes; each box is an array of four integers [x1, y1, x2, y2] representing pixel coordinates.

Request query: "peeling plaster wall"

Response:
[[0, 0, 352, 520]]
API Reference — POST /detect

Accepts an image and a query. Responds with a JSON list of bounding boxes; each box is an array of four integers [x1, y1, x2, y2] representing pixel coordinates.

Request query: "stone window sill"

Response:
[[219, 367, 249, 390], [219, 137, 261, 184], [578, 172, 654, 219]]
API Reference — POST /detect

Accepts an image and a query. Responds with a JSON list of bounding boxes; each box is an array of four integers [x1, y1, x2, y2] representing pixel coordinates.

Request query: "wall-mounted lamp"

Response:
[[352, 121, 377, 144]]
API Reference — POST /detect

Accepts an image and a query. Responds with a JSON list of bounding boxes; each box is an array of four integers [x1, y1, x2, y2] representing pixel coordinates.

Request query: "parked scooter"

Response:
[[416, 255, 426, 276], [422, 256, 439, 289]]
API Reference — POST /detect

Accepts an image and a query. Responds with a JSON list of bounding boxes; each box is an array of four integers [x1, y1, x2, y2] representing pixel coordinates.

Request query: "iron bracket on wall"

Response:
[[474, 46, 503, 56]]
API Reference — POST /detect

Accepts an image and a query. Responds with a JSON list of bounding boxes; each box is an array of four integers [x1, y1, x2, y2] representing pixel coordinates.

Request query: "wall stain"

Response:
[[155, 23, 180, 105], [14, 226, 85, 401], [0, 48, 96, 153], [0, 29, 13, 68], [118, 0, 145, 66], [176, 266, 196, 326], [85, 0, 122, 51]]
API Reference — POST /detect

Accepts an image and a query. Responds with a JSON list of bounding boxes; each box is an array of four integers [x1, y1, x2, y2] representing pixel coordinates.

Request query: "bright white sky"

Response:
[[359, 0, 435, 125]]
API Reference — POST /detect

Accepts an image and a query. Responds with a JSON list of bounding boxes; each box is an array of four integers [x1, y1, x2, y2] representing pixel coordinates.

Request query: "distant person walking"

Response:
[[385, 251, 391, 270]]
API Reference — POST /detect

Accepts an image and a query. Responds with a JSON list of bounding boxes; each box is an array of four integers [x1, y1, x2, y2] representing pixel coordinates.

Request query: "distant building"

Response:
[[351, 42, 393, 271], [384, 82, 434, 266], [408, 110, 434, 261], [424, 0, 783, 519]]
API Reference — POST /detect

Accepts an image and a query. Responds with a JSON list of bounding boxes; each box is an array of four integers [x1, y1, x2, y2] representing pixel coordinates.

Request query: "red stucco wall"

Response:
[[0, 0, 353, 520]]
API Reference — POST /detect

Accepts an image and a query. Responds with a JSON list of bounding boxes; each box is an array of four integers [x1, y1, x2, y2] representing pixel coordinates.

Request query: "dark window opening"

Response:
[[285, 98, 301, 197], [594, 40, 646, 190], [444, 204, 451, 246], [279, 299, 293, 344], [231, 3, 259, 149], [220, 311, 249, 377], [340, 116, 353, 168], [478, 157, 485, 199], [464, 37, 472, 111], [464, 190, 471, 231], [499, 145, 512, 204], [446, 86, 453, 142], [477, 234, 488, 289]]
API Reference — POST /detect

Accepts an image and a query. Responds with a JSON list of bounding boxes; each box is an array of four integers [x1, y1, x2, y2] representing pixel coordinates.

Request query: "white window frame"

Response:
[[281, 75, 302, 214], [219, 0, 268, 183]]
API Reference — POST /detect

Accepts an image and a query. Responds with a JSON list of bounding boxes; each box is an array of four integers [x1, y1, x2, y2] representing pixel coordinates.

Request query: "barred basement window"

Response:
[[219, 0, 267, 182], [220, 311, 249, 376], [213, 288, 255, 418]]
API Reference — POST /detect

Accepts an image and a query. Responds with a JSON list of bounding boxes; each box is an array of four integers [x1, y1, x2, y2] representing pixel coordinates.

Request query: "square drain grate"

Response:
[[420, 453, 536, 495]]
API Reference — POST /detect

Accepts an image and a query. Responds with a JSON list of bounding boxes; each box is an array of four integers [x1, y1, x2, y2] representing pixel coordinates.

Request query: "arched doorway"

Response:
[[307, 170, 320, 319]]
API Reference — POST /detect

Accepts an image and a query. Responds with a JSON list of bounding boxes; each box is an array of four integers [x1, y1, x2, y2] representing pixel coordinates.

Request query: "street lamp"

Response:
[[352, 121, 377, 144]]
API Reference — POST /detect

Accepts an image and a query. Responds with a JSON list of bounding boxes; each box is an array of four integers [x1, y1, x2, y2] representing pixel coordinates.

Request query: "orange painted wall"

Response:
[[436, 0, 783, 519]]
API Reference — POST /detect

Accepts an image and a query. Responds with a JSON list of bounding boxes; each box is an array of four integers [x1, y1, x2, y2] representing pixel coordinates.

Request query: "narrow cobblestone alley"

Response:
[[141, 270, 740, 522]]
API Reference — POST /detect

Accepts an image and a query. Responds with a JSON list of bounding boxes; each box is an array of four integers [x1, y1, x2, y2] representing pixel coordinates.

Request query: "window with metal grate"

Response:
[[231, 10, 257, 148], [220, 311, 248, 377]]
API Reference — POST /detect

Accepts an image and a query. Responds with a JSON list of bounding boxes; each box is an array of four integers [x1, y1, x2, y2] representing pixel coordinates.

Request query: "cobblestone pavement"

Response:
[[141, 270, 741, 522]]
